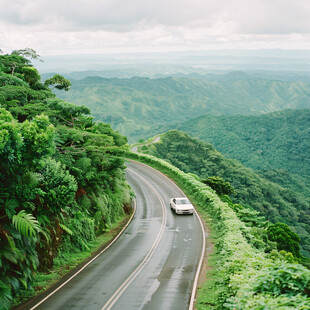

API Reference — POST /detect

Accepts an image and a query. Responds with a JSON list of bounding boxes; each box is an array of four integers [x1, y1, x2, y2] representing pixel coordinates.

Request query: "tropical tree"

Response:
[[0, 54, 30, 76], [0, 48, 42, 79], [11, 48, 43, 62], [20, 66, 41, 87], [44, 74, 72, 91]]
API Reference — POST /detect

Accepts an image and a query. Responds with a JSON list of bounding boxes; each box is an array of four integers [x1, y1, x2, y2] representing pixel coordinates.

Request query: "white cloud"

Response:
[[0, 0, 310, 55]]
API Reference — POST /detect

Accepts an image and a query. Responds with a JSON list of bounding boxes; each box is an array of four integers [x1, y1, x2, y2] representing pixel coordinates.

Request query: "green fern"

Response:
[[12, 211, 52, 244], [59, 223, 73, 235], [4, 199, 19, 219], [12, 210, 39, 237]]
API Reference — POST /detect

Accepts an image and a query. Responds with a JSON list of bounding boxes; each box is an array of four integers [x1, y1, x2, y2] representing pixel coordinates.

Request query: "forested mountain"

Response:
[[162, 109, 310, 180], [0, 51, 132, 308], [137, 130, 310, 257], [136, 109, 310, 201], [58, 76, 310, 141]]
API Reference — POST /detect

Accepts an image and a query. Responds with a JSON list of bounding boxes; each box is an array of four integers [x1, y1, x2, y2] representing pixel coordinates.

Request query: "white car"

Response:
[[170, 197, 194, 215]]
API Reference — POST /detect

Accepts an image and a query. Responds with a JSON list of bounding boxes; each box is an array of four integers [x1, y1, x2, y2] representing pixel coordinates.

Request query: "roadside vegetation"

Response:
[[137, 130, 310, 258], [0, 50, 133, 309], [125, 151, 310, 309]]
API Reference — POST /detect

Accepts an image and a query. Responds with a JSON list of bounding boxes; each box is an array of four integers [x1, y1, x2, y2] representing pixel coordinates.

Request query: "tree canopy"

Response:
[[201, 176, 235, 196], [44, 74, 72, 91]]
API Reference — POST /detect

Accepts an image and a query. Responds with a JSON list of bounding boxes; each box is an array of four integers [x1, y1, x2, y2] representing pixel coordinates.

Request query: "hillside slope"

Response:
[[137, 109, 310, 200], [172, 109, 310, 178], [137, 130, 310, 257], [58, 76, 310, 140], [0, 52, 132, 308]]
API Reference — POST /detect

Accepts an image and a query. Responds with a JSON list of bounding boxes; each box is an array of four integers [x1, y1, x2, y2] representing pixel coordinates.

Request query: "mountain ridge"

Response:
[[58, 76, 310, 141]]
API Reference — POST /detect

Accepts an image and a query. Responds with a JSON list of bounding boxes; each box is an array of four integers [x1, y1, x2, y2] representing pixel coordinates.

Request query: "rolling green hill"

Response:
[[137, 130, 310, 257], [137, 109, 310, 201], [145, 109, 310, 181], [58, 76, 310, 141]]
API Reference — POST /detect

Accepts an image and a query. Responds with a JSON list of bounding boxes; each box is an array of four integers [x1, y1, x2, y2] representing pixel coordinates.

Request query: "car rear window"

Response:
[[176, 199, 190, 205]]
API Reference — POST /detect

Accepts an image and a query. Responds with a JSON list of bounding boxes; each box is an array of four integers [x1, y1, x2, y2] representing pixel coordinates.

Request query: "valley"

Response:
[[57, 74, 310, 141]]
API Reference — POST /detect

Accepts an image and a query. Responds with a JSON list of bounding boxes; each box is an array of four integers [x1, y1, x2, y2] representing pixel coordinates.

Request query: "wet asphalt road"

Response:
[[26, 160, 204, 310]]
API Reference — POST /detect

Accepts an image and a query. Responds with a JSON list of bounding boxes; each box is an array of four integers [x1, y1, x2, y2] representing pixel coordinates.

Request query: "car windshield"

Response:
[[176, 199, 190, 205]]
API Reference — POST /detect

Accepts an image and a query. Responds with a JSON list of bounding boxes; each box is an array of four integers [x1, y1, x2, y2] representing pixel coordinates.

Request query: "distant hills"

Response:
[[58, 75, 310, 142], [43, 68, 310, 83], [137, 130, 310, 257], [58, 74, 310, 194]]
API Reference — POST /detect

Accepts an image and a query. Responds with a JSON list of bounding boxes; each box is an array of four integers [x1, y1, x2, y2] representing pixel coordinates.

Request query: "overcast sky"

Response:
[[1, 0, 310, 56]]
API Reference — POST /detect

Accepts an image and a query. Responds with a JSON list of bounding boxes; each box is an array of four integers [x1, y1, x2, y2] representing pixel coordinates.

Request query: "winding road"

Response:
[[22, 160, 205, 310]]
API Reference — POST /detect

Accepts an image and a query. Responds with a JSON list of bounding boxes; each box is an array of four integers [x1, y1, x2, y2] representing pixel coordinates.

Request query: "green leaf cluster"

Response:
[[201, 176, 235, 196], [267, 223, 301, 257], [0, 51, 133, 308], [44, 74, 72, 91]]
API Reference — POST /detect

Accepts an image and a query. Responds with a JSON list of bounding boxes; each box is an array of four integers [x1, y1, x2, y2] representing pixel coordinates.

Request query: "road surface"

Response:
[[23, 160, 204, 310]]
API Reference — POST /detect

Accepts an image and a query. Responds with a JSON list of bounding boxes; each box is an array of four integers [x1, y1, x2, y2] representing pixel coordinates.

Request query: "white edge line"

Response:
[[127, 159, 206, 310], [30, 199, 137, 310], [188, 204, 206, 310]]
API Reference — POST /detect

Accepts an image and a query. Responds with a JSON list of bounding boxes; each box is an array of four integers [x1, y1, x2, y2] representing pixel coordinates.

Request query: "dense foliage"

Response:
[[267, 223, 302, 257], [125, 151, 310, 309], [44, 74, 72, 91], [137, 130, 310, 257], [201, 176, 235, 196], [57, 76, 310, 141], [0, 52, 132, 308]]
